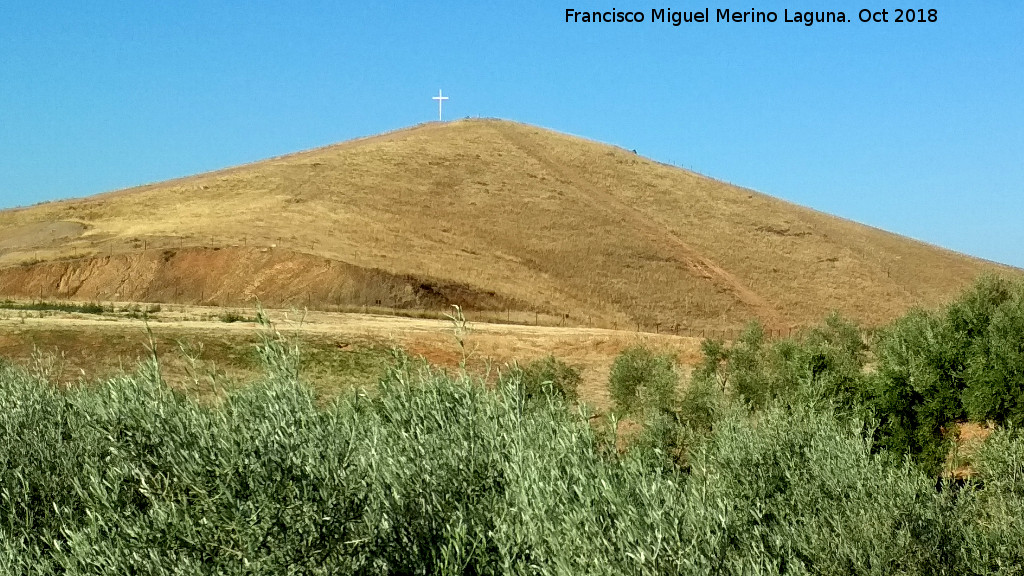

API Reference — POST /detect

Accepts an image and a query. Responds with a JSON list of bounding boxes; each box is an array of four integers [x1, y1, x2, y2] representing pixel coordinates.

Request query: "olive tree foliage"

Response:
[[608, 345, 678, 417], [962, 281, 1024, 427], [871, 275, 1024, 473], [500, 355, 581, 405], [4, 299, 1024, 572], [689, 315, 868, 413], [870, 308, 967, 472]]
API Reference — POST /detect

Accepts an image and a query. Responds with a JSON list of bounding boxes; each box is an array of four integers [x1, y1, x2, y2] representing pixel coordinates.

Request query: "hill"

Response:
[[0, 119, 1016, 331]]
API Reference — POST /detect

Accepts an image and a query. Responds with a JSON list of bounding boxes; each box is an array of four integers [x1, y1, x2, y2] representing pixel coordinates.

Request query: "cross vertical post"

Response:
[[432, 89, 449, 121]]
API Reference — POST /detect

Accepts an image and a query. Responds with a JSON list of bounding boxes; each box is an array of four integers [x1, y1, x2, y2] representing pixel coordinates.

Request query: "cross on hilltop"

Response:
[[432, 89, 449, 121]]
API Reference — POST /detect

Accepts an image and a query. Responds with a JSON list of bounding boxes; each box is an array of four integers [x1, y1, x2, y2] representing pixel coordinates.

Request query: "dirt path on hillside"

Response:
[[500, 128, 782, 326]]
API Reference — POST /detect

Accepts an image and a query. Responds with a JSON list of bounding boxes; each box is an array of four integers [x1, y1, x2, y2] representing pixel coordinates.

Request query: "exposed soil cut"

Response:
[[0, 246, 526, 312]]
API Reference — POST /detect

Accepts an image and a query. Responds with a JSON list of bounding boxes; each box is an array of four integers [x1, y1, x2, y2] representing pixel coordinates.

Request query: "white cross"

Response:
[[432, 89, 449, 121]]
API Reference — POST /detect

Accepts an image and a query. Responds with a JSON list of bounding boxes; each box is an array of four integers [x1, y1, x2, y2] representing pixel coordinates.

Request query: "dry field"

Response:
[[1, 119, 1015, 335], [0, 304, 701, 410]]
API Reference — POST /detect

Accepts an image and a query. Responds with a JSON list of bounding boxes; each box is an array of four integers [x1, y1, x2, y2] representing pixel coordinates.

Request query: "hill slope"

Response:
[[0, 119, 1016, 330]]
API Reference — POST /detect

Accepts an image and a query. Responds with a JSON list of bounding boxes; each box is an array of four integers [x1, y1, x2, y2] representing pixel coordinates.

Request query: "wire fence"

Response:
[[316, 303, 818, 340], [9, 234, 845, 340]]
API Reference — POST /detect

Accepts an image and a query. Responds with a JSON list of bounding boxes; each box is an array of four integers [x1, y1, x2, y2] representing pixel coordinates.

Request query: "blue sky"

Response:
[[2, 1, 1022, 266]]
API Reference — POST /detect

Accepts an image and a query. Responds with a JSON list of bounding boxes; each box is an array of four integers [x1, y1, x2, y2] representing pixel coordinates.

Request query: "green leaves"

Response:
[[871, 275, 1024, 472], [871, 308, 966, 473], [608, 345, 679, 417], [501, 355, 582, 405], [5, 279, 1024, 572], [963, 284, 1024, 427]]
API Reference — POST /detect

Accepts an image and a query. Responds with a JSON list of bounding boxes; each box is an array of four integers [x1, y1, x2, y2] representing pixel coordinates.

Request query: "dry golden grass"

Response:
[[0, 119, 1017, 331], [0, 308, 700, 410]]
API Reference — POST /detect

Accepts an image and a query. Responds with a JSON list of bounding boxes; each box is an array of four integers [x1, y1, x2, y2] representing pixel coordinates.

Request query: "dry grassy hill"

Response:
[[0, 119, 1016, 331]]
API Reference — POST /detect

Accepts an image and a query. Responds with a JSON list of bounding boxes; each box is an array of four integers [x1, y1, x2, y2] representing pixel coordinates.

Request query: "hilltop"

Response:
[[0, 119, 1016, 331]]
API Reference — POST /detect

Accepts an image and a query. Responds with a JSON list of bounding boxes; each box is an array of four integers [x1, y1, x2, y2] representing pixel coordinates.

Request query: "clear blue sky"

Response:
[[2, 1, 1021, 267]]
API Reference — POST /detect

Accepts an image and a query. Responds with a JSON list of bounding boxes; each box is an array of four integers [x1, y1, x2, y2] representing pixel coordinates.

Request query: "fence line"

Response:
[[12, 234, 859, 340]]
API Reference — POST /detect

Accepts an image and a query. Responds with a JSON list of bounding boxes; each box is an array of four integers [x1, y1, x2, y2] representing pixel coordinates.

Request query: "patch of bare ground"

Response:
[[946, 422, 996, 479], [0, 247, 526, 313]]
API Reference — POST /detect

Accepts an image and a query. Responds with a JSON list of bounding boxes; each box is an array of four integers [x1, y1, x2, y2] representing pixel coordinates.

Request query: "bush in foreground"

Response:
[[3, 341, 1024, 573], [871, 275, 1024, 473]]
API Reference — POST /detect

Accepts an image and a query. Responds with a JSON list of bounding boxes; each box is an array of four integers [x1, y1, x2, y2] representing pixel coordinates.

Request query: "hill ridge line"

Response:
[[0, 118, 1015, 329]]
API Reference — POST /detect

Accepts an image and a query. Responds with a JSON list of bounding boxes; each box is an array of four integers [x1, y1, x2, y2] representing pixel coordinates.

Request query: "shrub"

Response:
[[946, 274, 1015, 342], [870, 276, 1024, 472], [954, 428, 1024, 572], [11, 288, 1024, 571], [0, 300, 107, 315], [693, 337, 728, 389], [677, 401, 959, 575], [963, 283, 1024, 427], [0, 357, 366, 573], [3, 343, 1024, 572], [776, 313, 869, 413], [726, 322, 776, 408], [502, 355, 581, 404], [691, 316, 868, 413], [608, 345, 678, 416], [219, 310, 253, 323], [675, 370, 723, 436], [871, 308, 966, 473]]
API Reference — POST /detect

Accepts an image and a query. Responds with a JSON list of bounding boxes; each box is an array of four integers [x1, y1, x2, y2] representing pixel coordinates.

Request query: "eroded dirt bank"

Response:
[[0, 247, 522, 312]]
